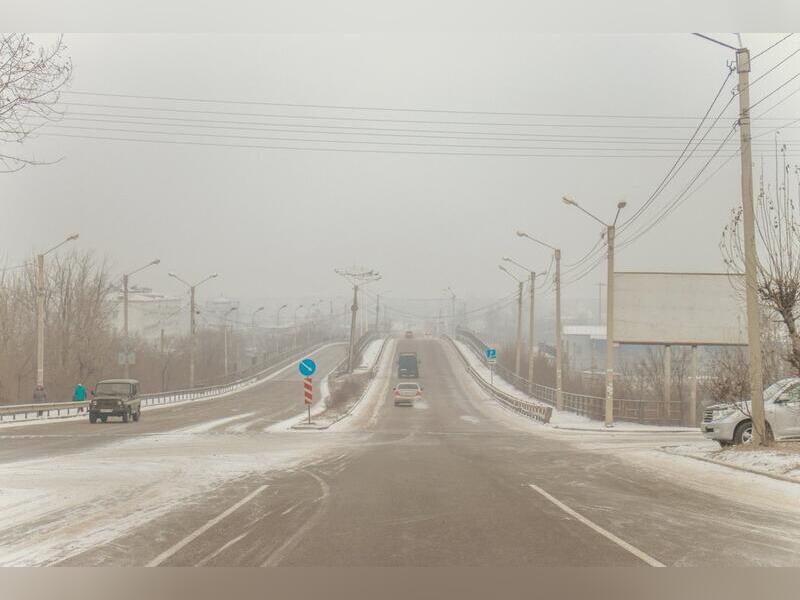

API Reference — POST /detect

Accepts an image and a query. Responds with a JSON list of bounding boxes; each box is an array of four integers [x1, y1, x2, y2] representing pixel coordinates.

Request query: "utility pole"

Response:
[[737, 46, 766, 444], [555, 249, 563, 411], [35, 233, 79, 394], [375, 294, 381, 332], [561, 197, 625, 426], [122, 258, 160, 378], [223, 306, 237, 377], [36, 253, 45, 389], [335, 267, 381, 373], [605, 224, 615, 427], [169, 271, 218, 389], [498, 264, 524, 377], [529, 271, 536, 394], [515, 233, 562, 410]]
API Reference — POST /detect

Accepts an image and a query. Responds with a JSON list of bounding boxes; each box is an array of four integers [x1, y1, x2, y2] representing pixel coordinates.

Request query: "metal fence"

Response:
[[0, 341, 340, 423], [456, 327, 684, 425], [447, 334, 552, 424]]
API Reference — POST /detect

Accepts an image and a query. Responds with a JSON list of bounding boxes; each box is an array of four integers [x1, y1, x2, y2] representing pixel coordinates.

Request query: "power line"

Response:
[[751, 33, 795, 61]]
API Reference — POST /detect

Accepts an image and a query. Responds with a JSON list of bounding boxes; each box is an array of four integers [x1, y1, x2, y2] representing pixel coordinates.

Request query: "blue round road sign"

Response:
[[299, 358, 317, 377]]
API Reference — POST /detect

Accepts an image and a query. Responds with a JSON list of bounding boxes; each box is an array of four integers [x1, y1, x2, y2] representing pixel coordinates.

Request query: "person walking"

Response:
[[73, 383, 86, 402]]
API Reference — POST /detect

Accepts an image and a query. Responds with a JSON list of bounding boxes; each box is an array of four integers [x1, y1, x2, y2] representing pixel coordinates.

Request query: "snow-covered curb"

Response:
[[662, 443, 800, 484], [284, 338, 389, 431], [452, 337, 696, 433]]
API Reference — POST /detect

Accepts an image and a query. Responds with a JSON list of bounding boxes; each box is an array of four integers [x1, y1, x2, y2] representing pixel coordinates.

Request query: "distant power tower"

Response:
[[335, 266, 382, 373]]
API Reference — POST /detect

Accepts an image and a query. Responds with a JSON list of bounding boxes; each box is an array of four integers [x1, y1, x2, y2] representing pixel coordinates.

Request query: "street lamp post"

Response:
[[168, 271, 218, 388], [35, 234, 79, 394], [561, 196, 626, 426], [276, 304, 288, 353], [503, 257, 538, 390], [251, 306, 265, 365], [122, 258, 160, 378], [292, 305, 304, 350], [517, 231, 562, 410], [499, 265, 524, 378], [223, 306, 238, 376]]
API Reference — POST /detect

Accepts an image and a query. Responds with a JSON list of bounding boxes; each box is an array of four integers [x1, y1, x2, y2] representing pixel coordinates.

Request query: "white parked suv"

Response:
[[702, 378, 800, 446]]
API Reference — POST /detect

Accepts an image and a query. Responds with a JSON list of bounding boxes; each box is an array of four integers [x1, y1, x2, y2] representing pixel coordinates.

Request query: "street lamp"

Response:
[[561, 196, 626, 426], [293, 305, 304, 349], [517, 230, 563, 409], [502, 257, 537, 385], [168, 271, 219, 388], [275, 304, 288, 354], [499, 265, 525, 378], [121, 258, 160, 378], [35, 233, 79, 395]]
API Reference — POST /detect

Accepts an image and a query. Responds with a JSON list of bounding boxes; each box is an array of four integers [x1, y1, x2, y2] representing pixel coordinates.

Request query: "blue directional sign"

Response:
[[299, 358, 317, 377], [485, 348, 497, 362]]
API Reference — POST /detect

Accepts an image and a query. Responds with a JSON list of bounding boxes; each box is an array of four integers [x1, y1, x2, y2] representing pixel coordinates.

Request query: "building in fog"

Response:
[[114, 286, 184, 341]]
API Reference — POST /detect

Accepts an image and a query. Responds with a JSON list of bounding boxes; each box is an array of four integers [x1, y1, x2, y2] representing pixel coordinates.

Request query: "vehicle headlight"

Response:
[[712, 407, 737, 421]]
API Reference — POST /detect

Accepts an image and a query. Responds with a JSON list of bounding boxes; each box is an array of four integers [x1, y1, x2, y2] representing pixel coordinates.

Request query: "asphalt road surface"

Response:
[[3, 337, 800, 567]]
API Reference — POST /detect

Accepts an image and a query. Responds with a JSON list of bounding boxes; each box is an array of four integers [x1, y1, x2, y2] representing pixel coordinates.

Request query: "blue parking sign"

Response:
[[485, 348, 497, 362]]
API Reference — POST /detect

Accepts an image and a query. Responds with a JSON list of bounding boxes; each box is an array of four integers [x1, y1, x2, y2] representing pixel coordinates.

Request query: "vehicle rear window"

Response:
[[398, 383, 419, 390]]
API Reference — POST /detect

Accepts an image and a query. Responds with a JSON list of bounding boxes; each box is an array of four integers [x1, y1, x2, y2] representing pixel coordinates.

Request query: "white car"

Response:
[[393, 382, 422, 406], [702, 378, 800, 445]]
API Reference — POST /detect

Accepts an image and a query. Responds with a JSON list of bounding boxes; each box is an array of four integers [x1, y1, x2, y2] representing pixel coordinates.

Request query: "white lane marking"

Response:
[[527, 483, 665, 567], [195, 531, 249, 566], [174, 412, 256, 435], [261, 471, 330, 566], [460, 415, 479, 424], [146, 484, 268, 567]]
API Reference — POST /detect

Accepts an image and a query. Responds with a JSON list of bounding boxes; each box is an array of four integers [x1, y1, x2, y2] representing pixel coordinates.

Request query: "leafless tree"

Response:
[[721, 147, 800, 374], [0, 33, 72, 172]]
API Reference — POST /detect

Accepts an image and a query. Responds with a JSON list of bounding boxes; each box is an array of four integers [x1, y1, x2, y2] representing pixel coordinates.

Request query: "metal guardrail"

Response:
[[0, 341, 341, 423], [456, 327, 684, 425], [447, 335, 552, 424]]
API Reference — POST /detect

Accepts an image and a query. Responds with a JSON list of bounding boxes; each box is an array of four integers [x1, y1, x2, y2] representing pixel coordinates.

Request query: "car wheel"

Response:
[[133, 409, 140, 422], [122, 410, 129, 423], [89, 414, 97, 424], [733, 420, 753, 445], [101, 416, 107, 423]]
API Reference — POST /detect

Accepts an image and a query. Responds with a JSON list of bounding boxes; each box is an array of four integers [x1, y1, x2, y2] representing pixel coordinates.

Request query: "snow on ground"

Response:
[[453, 339, 695, 432], [0, 425, 349, 566], [666, 441, 800, 481], [353, 339, 384, 373]]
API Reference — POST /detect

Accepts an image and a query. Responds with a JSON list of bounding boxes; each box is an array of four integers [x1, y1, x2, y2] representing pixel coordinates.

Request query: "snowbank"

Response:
[[666, 441, 800, 482]]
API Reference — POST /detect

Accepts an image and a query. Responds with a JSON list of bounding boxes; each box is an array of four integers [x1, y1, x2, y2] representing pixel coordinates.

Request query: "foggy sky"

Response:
[[4, 32, 799, 313]]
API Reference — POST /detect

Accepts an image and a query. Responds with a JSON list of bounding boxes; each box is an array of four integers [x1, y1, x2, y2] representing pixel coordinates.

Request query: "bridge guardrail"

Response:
[[447, 335, 552, 424], [0, 340, 342, 423]]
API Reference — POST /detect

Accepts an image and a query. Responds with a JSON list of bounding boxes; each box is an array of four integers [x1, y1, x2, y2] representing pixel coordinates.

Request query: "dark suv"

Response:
[[89, 379, 142, 423]]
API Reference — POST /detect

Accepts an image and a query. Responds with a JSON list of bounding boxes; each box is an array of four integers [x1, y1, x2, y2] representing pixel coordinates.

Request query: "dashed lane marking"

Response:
[[146, 484, 268, 567], [527, 483, 665, 567]]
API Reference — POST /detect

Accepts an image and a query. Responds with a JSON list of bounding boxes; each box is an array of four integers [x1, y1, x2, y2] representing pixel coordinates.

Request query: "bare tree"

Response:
[[0, 33, 72, 172], [721, 147, 800, 374]]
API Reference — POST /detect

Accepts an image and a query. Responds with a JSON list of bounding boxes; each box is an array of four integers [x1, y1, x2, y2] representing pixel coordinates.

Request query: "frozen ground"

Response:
[[666, 441, 800, 481], [353, 338, 384, 373], [453, 339, 695, 432]]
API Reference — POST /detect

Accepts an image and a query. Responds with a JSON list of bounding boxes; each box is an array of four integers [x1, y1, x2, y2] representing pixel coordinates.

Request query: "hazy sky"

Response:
[[4, 32, 799, 311]]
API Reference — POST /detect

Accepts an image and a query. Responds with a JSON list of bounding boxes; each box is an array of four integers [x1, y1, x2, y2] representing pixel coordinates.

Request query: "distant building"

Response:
[[114, 286, 184, 341]]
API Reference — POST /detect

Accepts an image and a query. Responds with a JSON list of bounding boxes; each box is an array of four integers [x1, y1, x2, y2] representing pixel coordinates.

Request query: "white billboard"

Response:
[[613, 272, 746, 346]]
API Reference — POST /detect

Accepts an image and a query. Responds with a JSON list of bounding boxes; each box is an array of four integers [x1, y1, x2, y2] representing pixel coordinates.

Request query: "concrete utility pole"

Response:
[[691, 34, 765, 442], [736, 46, 766, 444], [292, 305, 304, 350], [375, 294, 381, 333], [502, 257, 538, 386], [516, 232, 563, 410], [335, 267, 381, 373], [275, 304, 288, 353], [35, 234, 79, 392], [498, 264, 524, 377], [223, 306, 237, 376], [122, 258, 160, 378], [168, 271, 218, 388], [561, 196, 625, 426]]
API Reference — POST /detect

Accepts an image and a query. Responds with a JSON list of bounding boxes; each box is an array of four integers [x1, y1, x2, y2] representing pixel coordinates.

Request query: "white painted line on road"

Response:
[[146, 484, 268, 567], [195, 531, 249, 567], [527, 483, 665, 567]]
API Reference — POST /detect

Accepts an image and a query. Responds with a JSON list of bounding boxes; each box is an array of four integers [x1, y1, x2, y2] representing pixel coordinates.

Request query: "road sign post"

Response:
[[299, 358, 317, 424], [485, 348, 497, 386]]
